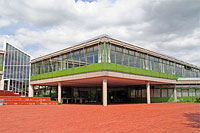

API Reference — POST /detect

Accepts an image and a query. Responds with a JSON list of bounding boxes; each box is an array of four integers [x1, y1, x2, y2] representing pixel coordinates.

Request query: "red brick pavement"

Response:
[[0, 103, 199, 133]]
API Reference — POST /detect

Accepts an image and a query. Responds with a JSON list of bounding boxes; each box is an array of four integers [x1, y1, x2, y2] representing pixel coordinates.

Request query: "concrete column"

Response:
[[146, 82, 151, 104], [174, 86, 177, 102], [103, 78, 107, 106], [28, 84, 34, 97], [58, 82, 62, 103]]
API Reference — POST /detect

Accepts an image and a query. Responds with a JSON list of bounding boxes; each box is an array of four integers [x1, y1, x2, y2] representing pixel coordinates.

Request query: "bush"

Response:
[[58, 102, 62, 105], [195, 97, 200, 103]]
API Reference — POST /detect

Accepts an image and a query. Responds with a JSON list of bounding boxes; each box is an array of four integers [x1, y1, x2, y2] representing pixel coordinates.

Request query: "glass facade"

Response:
[[3, 43, 31, 96], [34, 85, 102, 103], [109, 44, 200, 77], [31, 43, 200, 78], [34, 84, 200, 103], [31, 44, 102, 76]]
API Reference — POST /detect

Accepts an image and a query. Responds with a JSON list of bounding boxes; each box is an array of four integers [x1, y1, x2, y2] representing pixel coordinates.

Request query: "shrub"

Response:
[[195, 97, 200, 103], [58, 102, 62, 105]]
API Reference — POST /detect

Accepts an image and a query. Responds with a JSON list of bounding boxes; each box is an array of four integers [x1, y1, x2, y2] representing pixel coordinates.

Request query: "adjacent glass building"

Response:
[[1, 43, 31, 96]]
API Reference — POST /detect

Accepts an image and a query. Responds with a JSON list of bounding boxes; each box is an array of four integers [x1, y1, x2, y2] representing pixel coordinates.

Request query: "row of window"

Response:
[[109, 44, 200, 77], [31, 45, 102, 75], [131, 88, 200, 98], [4, 79, 29, 96], [31, 43, 200, 78]]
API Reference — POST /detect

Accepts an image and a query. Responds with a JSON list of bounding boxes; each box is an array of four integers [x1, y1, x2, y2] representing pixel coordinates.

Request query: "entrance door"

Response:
[[108, 88, 129, 103], [4, 80, 9, 91]]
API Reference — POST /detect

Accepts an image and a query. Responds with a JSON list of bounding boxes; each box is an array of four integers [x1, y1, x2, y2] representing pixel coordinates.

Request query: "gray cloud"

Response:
[[0, 0, 200, 66]]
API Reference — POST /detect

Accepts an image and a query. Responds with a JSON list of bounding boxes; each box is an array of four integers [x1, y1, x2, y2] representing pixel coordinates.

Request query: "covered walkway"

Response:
[[30, 71, 177, 106]]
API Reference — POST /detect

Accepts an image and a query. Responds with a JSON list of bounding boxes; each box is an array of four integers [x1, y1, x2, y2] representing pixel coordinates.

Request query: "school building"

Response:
[[28, 35, 200, 106]]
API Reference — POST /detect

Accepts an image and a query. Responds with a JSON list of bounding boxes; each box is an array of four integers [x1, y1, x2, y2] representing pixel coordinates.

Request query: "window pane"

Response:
[[196, 89, 200, 96], [116, 52, 122, 65], [168, 89, 173, 97], [189, 89, 195, 97], [161, 89, 168, 97], [153, 89, 160, 97], [182, 89, 188, 97], [177, 89, 182, 97]]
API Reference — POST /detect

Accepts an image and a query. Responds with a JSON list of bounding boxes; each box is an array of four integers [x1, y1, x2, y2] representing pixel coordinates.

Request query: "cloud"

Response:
[[0, 18, 11, 28], [0, 0, 200, 66]]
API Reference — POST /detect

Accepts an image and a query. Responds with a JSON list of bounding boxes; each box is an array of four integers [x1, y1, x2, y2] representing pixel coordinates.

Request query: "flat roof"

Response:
[[31, 35, 200, 70]]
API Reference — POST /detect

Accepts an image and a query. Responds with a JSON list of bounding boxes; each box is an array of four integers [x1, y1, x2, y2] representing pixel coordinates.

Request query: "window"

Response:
[[110, 51, 116, 63], [123, 54, 129, 66], [168, 89, 173, 97], [161, 89, 168, 97], [136, 89, 141, 97], [189, 89, 195, 97], [182, 89, 188, 97], [150, 89, 154, 97], [129, 55, 135, 67], [116, 52, 122, 65], [177, 89, 182, 97], [136, 56, 140, 68], [130, 89, 136, 98], [153, 89, 160, 97], [196, 89, 200, 96], [142, 89, 146, 97]]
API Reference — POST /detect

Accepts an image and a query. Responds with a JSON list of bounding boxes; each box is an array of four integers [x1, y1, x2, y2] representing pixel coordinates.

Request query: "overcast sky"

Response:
[[0, 0, 200, 66]]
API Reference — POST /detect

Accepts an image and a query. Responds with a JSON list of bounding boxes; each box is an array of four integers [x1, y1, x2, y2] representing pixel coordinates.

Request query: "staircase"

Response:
[[0, 90, 58, 105], [0, 90, 20, 96]]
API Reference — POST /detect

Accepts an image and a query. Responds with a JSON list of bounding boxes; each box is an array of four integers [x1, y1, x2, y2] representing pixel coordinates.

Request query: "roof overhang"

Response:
[[176, 77, 200, 84]]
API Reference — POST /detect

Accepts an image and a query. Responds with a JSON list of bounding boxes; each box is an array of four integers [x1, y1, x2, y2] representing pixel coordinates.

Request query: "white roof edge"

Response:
[[78, 34, 110, 44], [5, 41, 33, 59], [178, 77, 200, 81]]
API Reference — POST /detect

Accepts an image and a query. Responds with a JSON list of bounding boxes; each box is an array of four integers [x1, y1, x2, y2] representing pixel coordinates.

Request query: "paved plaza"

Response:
[[0, 103, 199, 133]]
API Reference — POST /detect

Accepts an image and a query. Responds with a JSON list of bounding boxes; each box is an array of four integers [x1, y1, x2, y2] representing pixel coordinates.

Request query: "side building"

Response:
[[30, 35, 200, 106], [0, 42, 31, 96]]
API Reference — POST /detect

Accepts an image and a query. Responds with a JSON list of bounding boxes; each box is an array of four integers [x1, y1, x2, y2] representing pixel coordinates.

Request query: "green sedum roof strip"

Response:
[[31, 62, 177, 81]]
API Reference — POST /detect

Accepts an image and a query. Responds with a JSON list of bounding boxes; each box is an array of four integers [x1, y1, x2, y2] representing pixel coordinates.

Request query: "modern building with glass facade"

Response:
[[29, 35, 200, 106], [0, 42, 31, 96]]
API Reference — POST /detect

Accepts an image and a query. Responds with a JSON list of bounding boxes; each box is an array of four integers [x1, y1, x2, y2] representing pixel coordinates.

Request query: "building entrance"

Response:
[[108, 88, 129, 103], [62, 87, 102, 104]]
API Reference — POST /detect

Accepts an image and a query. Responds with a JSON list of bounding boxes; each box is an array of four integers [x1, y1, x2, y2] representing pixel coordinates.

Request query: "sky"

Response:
[[0, 0, 200, 66]]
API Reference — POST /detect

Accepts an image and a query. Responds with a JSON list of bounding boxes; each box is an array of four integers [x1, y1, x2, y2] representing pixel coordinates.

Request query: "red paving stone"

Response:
[[0, 103, 199, 133]]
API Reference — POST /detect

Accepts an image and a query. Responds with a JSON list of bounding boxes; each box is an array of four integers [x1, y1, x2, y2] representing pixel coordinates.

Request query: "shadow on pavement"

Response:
[[184, 113, 200, 129]]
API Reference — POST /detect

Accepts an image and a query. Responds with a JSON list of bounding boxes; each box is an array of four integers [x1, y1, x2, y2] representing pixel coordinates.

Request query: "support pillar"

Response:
[[174, 86, 177, 102], [28, 84, 34, 97], [58, 82, 62, 103], [103, 78, 107, 106], [146, 82, 151, 104]]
